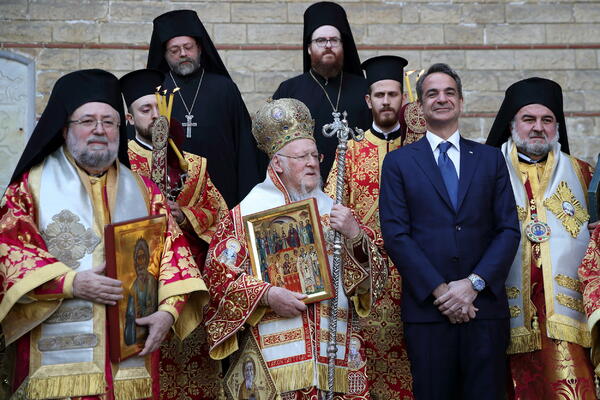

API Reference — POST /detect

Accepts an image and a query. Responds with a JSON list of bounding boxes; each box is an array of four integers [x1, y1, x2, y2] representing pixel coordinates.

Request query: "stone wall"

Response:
[[1, 0, 599, 167]]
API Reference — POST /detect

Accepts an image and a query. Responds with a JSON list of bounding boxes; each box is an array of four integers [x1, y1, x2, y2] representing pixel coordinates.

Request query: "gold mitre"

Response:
[[252, 98, 315, 158]]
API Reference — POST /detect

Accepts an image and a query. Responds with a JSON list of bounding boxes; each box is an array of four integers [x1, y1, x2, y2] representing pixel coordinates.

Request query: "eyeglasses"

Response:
[[311, 37, 342, 48], [68, 118, 120, 130], [166, 43, 197, 57], [277, 152, 324, 163]]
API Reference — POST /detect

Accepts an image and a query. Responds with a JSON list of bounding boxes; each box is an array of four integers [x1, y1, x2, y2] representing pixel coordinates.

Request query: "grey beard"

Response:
[[511, 125, 559, 157], [67, 133, 118, 171], [287, 177, 323, 202], [168, 56, 201, 76]]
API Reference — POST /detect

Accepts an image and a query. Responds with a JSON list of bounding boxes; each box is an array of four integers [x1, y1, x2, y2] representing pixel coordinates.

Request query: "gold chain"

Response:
[[309, 69, 343, 112]]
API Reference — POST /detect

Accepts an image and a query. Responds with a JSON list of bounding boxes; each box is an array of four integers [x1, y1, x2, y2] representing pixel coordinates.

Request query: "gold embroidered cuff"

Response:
[[259, 285, 272, 307], [158, 304, 179, 323], [63, 270, 77, 299], [345, 230, 365, 249]]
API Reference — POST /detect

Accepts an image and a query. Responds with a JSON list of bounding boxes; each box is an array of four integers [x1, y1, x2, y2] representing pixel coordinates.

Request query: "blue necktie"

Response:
[[437, 141, 458, 209]]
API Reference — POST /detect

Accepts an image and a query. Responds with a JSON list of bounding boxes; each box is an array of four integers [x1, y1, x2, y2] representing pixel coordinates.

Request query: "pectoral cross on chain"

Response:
[[183, 114, 197, 138]]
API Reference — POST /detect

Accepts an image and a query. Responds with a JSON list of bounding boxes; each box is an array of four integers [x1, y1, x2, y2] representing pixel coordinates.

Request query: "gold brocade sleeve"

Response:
[[342, 225, 388, 318], [0, 174, 74, 345], [203, 211, 271, 359], [139, 174, 209, 340], [579, 225, 600, 373]]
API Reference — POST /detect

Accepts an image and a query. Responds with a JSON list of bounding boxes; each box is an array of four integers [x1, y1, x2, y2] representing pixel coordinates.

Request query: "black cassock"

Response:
[[273, 70, 371, 180], [163, 68, 267, 208]]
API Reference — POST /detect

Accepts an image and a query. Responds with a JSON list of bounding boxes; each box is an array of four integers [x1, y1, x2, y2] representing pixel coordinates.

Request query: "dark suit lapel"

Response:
[[457, 138, 480, 211], [410, 138, 455, 211]]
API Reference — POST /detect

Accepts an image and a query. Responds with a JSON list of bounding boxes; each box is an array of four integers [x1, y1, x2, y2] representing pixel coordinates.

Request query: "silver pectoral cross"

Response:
[[183, 114, 197, 138]]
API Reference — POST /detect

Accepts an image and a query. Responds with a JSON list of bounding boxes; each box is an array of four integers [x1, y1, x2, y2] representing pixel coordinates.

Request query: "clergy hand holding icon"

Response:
[[73, 263, 123, 306]]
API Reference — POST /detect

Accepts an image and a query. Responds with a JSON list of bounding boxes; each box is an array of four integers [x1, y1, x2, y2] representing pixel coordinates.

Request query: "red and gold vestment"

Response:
[[128, 139, 228, 400], [0, 147, 207, 400], [203, 166, 387, 399], [324, 103, 425, 400]]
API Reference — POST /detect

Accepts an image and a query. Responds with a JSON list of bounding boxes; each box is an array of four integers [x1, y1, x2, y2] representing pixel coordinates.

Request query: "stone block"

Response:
[[466, 50, 515, 70], [547, 24, 600, 44], [80, 49, 134, 71], [229, 70, 255, 93], [402, 4, 421, 23], [342, 4, 366, 25], [460, 70, 499, 91], [287, 3, 311, 23], [462, 4, 504, 24], [214, 24, 247, 44], [100, 22, 152, 44], [36, 93, 49, 117], [444, 25, 483, 44], [108, 2, 172, 23], [366, 4, 402, 24], [374, 50, 422, 70], [133, 50, 148, 70], [36, 48, 80, 70], [520, 70, 568, 88], [485, 24, 545, 45], [255, 71, 297, 93], [459, 117, 483, 139], [0, 21, 53, 42], [37, 71, 66, 94], [242, 92, 273, 115], [574, 4, 600, 23], [29, 0, 109, 20], [420, 50, 466, 70], [567, 71, 600, 90], [419, 4, 461, 24], [247, 24, 303, 45], [225, 50, 301, 72], [575, 49, 598, 69], [0, 1, 28, 19], [563, 90, 586, 112], [496, 70, 527, 91], [231, 3, 287, 23], [583, 90, 600, 111], [463, 91, 504, 113], [506, 4, 572, 23], [53, 22, 100, 43], [365, 24, 443, 45], [178, 2, 231, 23], [568, 125, 600, 163], [514, 50, 575, 70]]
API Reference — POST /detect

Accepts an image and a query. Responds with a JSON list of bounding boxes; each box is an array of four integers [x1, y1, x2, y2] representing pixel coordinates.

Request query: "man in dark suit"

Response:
[[379, 63, 520, 399]]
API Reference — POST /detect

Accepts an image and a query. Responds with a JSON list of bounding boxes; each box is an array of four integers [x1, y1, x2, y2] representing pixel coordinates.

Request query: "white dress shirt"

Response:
[[426, 130, 461, 178]]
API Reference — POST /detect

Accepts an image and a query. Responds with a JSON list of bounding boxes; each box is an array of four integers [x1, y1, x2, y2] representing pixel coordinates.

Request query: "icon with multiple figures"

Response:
[[243, 199, 333, 304]]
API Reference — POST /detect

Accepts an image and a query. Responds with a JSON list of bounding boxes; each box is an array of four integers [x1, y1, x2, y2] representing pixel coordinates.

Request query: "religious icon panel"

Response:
[[243, 199, 333, 304], [224, 333, 277, 400], [105, 214, 166, 362]]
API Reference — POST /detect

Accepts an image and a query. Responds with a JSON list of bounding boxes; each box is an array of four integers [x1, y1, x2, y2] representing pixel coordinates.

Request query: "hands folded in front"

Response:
[[432, 279, 478, 324]]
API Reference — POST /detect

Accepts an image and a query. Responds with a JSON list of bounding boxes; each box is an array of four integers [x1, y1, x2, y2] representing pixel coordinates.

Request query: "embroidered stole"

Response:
[[234, 171, 353, 393], [502, 139, 591, 354], [26, 147, 150, 399]]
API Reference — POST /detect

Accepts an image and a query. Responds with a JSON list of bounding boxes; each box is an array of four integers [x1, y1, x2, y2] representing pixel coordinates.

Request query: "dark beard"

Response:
[[312, 54, 343, 79]]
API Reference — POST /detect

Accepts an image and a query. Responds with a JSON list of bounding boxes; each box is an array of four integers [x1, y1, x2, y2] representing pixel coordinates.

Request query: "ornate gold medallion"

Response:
[[41, 209, 100, 269], [543, 181, 589, 238]]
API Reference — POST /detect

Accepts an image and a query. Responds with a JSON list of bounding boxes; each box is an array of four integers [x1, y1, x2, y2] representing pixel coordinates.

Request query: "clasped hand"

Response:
[[329, 204, 361, 239], [433, 279, 478, 324]]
